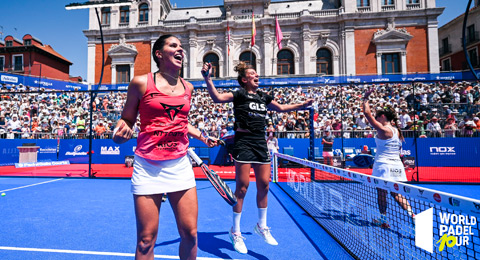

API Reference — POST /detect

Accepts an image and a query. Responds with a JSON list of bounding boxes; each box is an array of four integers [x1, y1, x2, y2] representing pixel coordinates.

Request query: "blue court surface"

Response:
[[0, 177, 351, 260]]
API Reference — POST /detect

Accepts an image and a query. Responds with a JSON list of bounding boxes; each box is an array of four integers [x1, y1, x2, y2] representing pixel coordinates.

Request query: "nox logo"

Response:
[[430, 147, 455, 155], [160, 103, 184, 121]]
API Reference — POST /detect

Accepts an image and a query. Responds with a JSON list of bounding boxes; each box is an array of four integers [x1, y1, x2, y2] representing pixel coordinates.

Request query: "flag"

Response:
[[227, 21, 231, 56], [251, 11, 256, 47], [275, 15, 283, 49]]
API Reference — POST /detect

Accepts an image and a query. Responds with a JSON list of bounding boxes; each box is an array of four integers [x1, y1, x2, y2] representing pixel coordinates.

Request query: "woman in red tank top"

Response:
[[113, 35, 216, 260]]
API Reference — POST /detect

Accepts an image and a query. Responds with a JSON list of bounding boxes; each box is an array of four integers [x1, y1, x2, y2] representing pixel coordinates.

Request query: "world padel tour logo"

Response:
[[65, 145, 87, 156], [415, 208, 477, 253]]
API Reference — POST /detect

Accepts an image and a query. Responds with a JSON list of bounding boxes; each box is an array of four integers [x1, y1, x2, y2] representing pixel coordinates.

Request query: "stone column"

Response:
[[151, 39, 157, 73], [344, 26, 356, 76], [427, 18, 440, 73], [263, 26, 273, 77], [376, 53, 382, 75], [401, 51, 407, 74], [87, 42, 96, 84], [130, 63, 134, 81], [111, 64, 116, 84], [302, 26, 311, 75], [188, 34, 198, 78]]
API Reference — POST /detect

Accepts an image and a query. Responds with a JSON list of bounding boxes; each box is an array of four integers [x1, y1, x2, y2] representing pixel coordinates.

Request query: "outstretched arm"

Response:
[[362, 88, 392, 138], [267, 99, 313, 112], [202, 62, 234, 103]]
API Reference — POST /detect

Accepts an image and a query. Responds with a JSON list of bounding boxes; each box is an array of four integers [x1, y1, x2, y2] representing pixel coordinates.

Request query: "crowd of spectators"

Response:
[[0, 81, 479, 140]]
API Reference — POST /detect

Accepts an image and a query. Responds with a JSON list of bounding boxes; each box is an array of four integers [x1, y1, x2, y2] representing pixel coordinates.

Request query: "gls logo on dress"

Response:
[[248, 103, 266, 111]]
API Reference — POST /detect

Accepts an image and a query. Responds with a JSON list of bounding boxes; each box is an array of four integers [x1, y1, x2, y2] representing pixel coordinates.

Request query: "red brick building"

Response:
[[0, 34, 73, 81]]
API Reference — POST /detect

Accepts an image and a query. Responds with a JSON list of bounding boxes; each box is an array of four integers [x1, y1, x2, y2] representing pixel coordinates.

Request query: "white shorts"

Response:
[[372, 161, 407, 182], [322, 151, 333, 157], [131, 154, 196, 195]]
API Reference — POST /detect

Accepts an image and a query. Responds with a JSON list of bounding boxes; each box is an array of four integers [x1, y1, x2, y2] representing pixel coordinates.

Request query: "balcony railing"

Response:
[[439, 44, 452, 56], [275, 12, 301, 19], [137, 21, 148, 27], [406, 3, 421, 10], [163, 19, 188, 26], [311, 9, 338, 17], [357, 6, 372, 13], [118, 22, 129, 28], [381, 5, 396, 11], [462, 32, 480, 45]]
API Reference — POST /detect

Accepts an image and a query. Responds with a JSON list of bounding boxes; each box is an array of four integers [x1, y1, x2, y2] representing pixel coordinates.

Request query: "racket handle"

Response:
[[187, 148, 203, 165]]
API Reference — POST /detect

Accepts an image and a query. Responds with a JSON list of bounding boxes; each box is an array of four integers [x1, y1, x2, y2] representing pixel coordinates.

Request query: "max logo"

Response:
[[160, 103, 184, 121]]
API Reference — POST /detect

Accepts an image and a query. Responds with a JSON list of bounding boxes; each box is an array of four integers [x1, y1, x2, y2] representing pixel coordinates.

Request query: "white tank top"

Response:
[[374, 125, 402, 163]]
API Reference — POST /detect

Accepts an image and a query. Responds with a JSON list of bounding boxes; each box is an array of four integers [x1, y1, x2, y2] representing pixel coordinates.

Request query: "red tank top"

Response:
[[135, 72, 191, 160]]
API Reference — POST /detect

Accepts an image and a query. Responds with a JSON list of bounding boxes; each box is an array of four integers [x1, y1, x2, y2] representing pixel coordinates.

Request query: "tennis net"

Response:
[[272, 153, 480, 260]]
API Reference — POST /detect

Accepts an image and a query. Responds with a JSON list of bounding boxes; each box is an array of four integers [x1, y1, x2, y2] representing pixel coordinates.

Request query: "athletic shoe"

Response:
[[254, 224, 279, 246], [229, 228, 247, 254]]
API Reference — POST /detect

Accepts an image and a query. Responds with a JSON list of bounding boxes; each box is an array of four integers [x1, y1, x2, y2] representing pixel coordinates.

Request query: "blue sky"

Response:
[[0, 0, 473, 81]]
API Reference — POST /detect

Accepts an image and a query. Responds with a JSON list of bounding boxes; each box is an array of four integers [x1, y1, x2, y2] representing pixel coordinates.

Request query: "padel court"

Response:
[[0, 177, 351, 260]]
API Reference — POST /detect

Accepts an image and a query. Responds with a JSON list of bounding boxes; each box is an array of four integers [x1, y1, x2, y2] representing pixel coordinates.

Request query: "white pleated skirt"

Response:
[[131, 154, 196, 195], [372, 160, 407, 182]]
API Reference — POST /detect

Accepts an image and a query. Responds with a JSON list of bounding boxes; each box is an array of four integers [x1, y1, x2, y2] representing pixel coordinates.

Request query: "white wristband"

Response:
[[113, 127, 120, 136]]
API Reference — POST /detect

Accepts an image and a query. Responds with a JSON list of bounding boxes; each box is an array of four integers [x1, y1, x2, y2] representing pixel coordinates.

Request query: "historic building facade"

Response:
[[438, 2, 480, 72], [0, 34, 73, 81], [79, 0, 443, 84]]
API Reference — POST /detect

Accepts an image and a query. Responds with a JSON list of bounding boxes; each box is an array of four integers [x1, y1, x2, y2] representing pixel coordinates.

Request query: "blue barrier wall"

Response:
[[0, 138, 478, 167]]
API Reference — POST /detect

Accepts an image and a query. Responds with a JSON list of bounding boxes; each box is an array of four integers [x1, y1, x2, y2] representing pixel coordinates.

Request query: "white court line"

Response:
[[0, 178, 64, 193], [0, 246, 244, 260]]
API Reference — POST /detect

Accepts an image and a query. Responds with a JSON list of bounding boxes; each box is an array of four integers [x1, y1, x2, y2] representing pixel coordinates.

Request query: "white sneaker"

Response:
[[254, 224, 278, 246], [229, 228, 248, 254]]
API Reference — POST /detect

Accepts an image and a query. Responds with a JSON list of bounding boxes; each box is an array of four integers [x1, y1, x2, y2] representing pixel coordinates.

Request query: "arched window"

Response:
[[139, 3, 149, 22], [203, 53, 220, 78], [101, 7, 110, 25], [239, 51, 256, 71], [277, 50, 294, 75], [316, 48, 332, 75], [120, 6, 129, 24]]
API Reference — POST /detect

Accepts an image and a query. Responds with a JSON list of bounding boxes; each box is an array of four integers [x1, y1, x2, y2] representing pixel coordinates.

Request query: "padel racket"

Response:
[[187, 148, 237, 206], [353, 154, 375, 168]]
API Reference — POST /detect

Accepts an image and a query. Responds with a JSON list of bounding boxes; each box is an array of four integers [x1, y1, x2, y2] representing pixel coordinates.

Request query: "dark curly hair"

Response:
[[376, 105, 404, 141], [234, 61, 255, 88]]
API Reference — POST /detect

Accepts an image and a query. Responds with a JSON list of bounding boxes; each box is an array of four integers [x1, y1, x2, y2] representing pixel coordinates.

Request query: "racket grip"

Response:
[[201, 70, 209, 77], [187, 148, 203, 165]]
